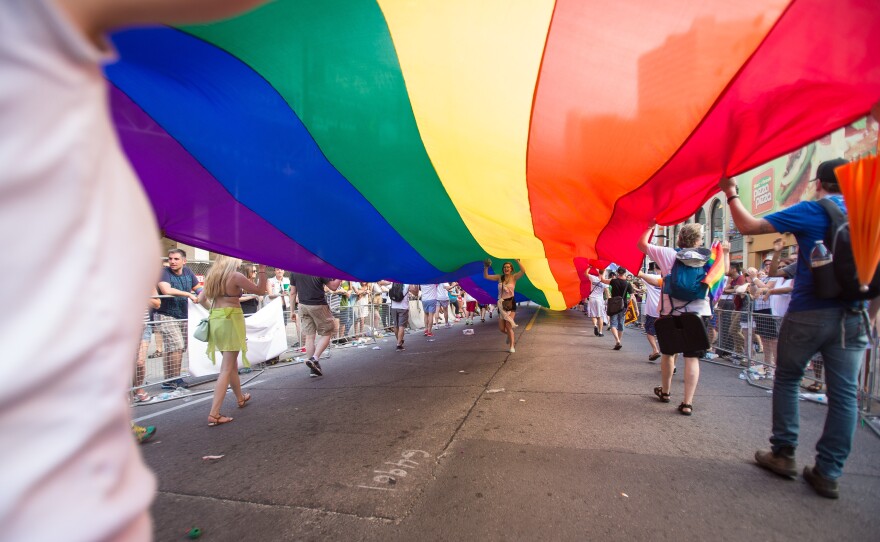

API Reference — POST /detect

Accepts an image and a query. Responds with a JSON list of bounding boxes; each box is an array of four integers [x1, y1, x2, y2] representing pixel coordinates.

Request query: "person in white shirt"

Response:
[[584, 267, 607, 337], [0, 1, 266, 540], [638, 224, 730, 416], [637, 267, 663, 361], [267, 268, 291, 323], [419, 283, 440, 337]]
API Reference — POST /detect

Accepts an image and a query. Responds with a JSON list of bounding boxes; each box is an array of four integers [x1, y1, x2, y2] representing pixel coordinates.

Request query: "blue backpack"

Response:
[[663, 248, 710, 302]]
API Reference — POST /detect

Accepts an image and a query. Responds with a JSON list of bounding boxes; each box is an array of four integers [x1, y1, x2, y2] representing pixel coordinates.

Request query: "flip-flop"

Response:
[[648, 353, 661, 361]]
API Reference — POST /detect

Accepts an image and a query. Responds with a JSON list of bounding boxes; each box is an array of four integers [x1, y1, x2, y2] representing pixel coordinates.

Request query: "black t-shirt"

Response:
[[291, 273, 331, 306], [157, 267, 197, 319], [609, 278, 632, 299]]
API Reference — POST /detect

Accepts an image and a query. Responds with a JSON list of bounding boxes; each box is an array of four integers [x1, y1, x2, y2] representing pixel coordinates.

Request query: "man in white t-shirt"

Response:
[[584, 267, 607, 337], [638, 224, 729, 416], [419, 283, 440, 337], [0, 2, 267, 540]]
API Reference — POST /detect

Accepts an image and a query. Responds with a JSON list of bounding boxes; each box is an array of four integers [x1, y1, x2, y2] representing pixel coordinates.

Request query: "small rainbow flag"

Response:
[[702, 241, 727, 304]]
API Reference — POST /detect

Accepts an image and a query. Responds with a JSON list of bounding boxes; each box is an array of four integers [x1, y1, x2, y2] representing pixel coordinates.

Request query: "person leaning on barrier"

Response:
[[720, 156, 880, 499], [156, 248, 199, 389], [637, 223, 730, 416]]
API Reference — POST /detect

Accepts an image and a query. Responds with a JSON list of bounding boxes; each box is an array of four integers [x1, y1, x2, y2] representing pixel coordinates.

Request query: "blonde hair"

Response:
[[204, 255, 242, 300], [677, 223, 704, 249]]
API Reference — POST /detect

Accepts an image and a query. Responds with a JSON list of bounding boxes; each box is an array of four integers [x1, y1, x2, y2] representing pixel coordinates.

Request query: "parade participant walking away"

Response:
[[198, 257, 268, 426], [484, 259, 526, 353], [290, 273, 343, 377], [638, 224, 730, 416], [585, 266, 607, 337], [437, 282, 453, 327], [464, 290, 477, 325], [156, 248, 199, 389], [721, 157, 879, 499], [0, 0, 267, 539], [607, 267, 633, 350], [637, 270, 663, 361], [419, 283, 440, 337], [389, 283, 419, 350]]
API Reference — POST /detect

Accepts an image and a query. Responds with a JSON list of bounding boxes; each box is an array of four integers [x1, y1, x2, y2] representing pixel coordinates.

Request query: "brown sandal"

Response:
[[654, 386, 671, 403], [208, 413, 233, 426], [237, 393, 251, 408]]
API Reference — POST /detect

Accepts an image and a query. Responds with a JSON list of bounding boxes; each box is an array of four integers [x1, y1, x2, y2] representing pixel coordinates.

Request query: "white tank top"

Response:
[[0, 2, 158, 540]]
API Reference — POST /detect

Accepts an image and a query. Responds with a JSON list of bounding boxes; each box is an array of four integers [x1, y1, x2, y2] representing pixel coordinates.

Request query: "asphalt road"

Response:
[[133, 305, 880, 541]]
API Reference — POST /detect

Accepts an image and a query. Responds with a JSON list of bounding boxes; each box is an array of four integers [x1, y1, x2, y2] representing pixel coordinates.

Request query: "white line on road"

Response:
[[132, 379, 263, 423]]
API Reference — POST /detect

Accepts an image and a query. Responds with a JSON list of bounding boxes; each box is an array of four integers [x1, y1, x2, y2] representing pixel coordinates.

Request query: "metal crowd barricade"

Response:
[[130, 315, 265, 405]]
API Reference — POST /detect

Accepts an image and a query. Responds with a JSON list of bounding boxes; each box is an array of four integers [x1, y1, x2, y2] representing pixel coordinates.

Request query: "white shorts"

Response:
[[586, 298, 605, 318]]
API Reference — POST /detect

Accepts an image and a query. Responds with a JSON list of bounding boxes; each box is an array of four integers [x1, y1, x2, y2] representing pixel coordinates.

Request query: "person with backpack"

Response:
[[606, 267, 633, 350], [721, 158, 879, 499], [638, 223, 729, 416], [388, 282, 419, 351]]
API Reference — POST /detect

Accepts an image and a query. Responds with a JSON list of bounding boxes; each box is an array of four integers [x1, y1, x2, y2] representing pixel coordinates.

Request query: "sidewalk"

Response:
[[136, 306, 880, 541]]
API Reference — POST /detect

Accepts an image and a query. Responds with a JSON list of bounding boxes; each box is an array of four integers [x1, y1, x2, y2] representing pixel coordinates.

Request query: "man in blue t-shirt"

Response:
[[720, 159, 878, 499], [156, 249, 199, 388]]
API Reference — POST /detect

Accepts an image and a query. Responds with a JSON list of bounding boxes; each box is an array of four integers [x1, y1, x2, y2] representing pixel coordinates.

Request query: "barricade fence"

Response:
[[131, 294, 468, 402], [577, 295, 879, 434]]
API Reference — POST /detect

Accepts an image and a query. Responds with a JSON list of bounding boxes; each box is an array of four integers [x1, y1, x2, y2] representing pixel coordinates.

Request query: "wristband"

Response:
[[726, 194, 740, 204]]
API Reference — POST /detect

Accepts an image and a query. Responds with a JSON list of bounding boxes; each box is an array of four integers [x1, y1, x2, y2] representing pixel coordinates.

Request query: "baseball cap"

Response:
[[816, 158, 848, 185]]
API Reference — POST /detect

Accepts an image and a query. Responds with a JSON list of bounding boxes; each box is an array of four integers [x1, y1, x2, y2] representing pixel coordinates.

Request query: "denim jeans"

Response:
[[609, 311, 626, 331], [771, 308, 868, 479]]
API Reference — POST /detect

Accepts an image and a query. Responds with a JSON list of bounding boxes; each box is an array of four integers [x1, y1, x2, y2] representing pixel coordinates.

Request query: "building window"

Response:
[[710, 199, 723, 243]]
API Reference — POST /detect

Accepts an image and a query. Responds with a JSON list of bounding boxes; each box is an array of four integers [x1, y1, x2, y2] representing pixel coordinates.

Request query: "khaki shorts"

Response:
[[300, 303, 335, 336], [154, 313, 187, 352]]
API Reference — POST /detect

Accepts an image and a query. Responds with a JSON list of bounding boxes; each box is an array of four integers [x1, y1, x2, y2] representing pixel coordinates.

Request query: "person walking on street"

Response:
[[721, 156, 879, 499], [290, 273, 342, 377], [585, 266, 607, 337], [483, 258, 526, 353], [638, 224, 730, 416], [198, 257, 268, 426], [607, 267, 633, 350]]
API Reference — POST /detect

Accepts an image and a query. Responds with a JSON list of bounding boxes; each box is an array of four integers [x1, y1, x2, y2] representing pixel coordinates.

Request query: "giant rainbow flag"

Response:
[[106, 0, 880, 309]]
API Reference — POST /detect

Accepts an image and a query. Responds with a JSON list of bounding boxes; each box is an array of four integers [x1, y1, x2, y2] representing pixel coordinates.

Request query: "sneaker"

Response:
[[593, 326, 599, 336], [754, 447, 797, 479], [445, 323, 452, 328], [396, 345, 404, 351], [426, 331, 434, 337], [509, 347, 516, 353], [305, 358, 322, 377], [597, 332, 604, 337], [132, 424, 156, 444], [803, 465, 839, 499], [613, 343, 622, 350]]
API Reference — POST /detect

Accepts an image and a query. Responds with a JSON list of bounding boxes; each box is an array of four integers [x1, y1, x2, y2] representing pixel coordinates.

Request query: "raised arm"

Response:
[[638, 272, 662, 288], [513, 259, 526, 280], [235, 264, 268, 295], [719, 177, 778, 235], [483, 259, 500, 281], [637, 227, 654, 255]]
